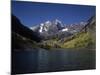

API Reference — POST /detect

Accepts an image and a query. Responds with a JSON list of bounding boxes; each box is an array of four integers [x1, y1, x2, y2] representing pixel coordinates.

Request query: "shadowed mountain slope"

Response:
[[12, 15, 42, 50]]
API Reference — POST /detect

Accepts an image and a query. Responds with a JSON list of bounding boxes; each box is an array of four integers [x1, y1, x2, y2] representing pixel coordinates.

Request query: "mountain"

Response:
[[61, 15, 96, 48], [81, 16, 96, 33], [65, 22, 87, 33], [38, 15, 96, 49], [30, 19, 64, 33], [12, 14, 95, 50], [30, 19, 67, 39], [12, 15, 42, 50], [30, 19, 86, 40]]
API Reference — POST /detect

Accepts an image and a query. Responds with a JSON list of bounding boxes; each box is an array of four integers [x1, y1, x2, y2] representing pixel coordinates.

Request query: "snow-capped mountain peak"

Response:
[[55, 19, 62, 24], [39, 23, 48, 33], [32, 19, 64, 33], [30, 19, 87, 38], [45, 21, 51, 24], [44, 21, 52, 26]]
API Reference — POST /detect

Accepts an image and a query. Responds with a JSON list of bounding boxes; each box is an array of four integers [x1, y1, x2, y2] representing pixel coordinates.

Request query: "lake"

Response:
[[12, 48, 96, 74]]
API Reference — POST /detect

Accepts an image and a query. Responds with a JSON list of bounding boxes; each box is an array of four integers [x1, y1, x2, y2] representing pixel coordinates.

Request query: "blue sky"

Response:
[[12, 1, 96, 27]]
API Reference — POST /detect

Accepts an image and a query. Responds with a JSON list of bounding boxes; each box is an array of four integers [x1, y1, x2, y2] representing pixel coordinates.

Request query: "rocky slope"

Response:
[[38, 16, 96, 49], [12, 15, 41, 50], [30, 19, 86, 40], [12, 14, 96, 50], [61, 16, 96, 48]]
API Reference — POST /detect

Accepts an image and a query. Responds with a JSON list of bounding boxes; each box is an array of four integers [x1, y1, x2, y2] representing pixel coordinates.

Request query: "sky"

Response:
[[12, 1, 96, 27]]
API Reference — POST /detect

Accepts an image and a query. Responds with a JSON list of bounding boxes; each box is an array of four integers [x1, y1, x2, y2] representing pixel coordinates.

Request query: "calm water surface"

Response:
[[12, 48, 95, 74]]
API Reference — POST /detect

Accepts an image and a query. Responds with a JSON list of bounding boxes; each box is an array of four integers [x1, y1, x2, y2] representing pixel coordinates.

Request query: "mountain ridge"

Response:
[[12, 14, 96, 50], [30, 19, 87, 40]]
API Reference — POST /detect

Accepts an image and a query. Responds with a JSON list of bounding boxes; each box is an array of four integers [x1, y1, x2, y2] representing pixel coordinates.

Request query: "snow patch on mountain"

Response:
[[61, 28, 68, 32], [30, 19, 87, 38], [39, 23, 44, 33]]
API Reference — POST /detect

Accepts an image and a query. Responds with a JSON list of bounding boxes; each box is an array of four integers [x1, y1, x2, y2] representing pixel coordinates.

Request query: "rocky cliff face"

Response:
[[30, 19, 87, 40], [12, 15, 42, 42], [81, 16, 96, 33], [61, 15, 96, 48]]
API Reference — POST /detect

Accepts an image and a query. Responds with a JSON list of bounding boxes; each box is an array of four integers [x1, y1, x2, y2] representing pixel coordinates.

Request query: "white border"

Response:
[[0, 0, 98, 75], [16, 0, 96, 6], [0, 0, 10, 75]]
